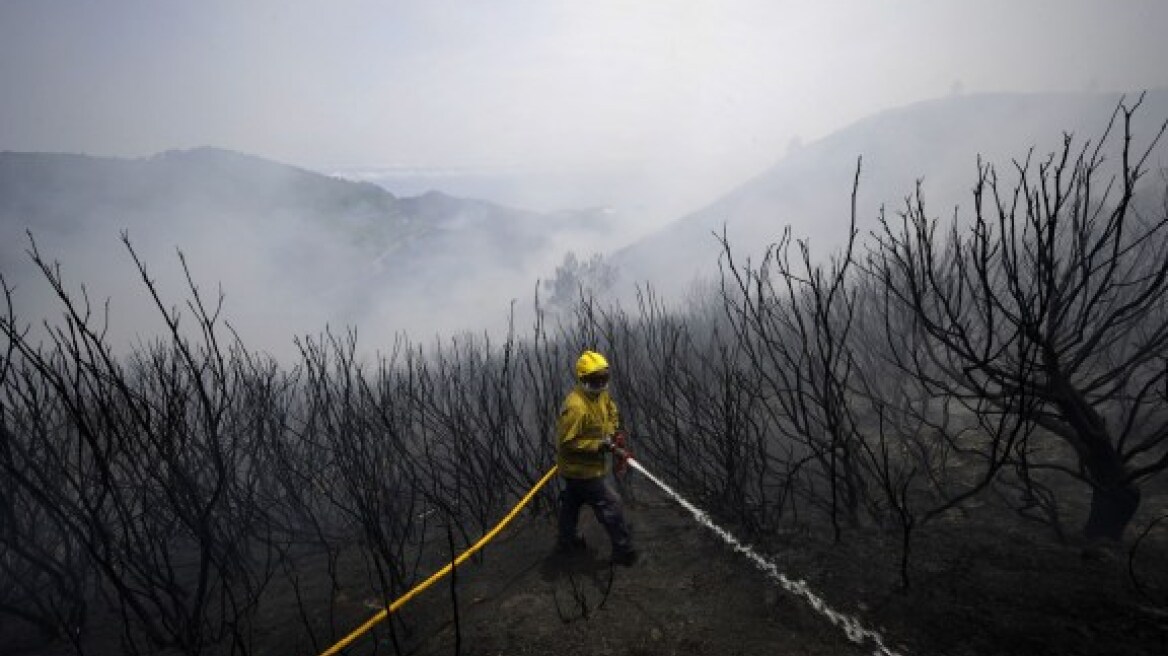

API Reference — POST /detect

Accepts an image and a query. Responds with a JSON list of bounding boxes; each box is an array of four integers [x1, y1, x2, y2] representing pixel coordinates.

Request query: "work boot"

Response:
[[555, 536, 587, 554], [611, 547, 638, 566]]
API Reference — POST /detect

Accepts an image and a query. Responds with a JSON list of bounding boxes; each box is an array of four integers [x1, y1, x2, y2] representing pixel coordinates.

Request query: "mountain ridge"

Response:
[[613, 89, 1168, 299]]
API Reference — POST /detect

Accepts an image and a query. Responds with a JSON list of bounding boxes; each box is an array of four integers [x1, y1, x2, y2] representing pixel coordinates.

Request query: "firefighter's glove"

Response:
[[615, 446, 633, 475], [613, 431, 628, 450]]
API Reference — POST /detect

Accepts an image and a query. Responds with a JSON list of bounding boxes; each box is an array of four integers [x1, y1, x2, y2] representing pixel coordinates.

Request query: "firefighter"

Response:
[[554, 349, 637, 565]]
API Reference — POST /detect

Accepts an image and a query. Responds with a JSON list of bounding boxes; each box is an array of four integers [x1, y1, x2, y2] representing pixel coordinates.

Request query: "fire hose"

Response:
[[318, 465, 559, 656]]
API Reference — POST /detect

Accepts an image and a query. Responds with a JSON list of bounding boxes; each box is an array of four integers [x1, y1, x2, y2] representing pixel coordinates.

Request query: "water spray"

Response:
[[626, 457, 908, 656]]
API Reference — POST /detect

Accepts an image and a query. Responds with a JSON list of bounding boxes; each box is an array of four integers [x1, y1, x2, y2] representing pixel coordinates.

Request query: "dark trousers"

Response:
[[558, 476, 633, 553]]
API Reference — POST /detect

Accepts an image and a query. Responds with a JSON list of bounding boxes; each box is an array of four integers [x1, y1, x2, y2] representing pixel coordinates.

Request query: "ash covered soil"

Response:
[[307, 478, 1168, 656], [10, 475, 1167, 656], [349, 488, 865, 656]]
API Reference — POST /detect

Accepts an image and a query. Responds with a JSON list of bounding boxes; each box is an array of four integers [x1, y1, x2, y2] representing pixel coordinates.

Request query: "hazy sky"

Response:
[[3, 0, 1167, 215]]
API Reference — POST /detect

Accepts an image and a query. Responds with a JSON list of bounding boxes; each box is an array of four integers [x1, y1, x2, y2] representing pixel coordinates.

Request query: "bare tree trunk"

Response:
[[1083, 481, 1140, 541]]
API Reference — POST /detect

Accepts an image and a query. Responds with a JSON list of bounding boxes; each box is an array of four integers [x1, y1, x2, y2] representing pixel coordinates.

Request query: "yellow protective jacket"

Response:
[[555, 385, 620, 480]]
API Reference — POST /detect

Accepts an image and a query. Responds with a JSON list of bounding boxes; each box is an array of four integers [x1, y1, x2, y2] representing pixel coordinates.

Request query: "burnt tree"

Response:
[[871, 97, 1168, 541]]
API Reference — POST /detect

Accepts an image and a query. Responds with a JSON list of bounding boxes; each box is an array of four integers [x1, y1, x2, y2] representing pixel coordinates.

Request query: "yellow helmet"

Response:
[[576, 350, 609, 379]]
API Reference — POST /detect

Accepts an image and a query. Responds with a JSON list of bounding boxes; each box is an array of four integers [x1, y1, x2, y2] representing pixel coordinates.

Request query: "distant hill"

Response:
[[614, 90, 1168, 299], [0, 147, 453, 257], [0, 148, 611, 352]]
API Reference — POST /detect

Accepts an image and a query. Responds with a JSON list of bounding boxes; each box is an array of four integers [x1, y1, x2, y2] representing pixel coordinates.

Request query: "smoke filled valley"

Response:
[[2, 94, 1168, 656]]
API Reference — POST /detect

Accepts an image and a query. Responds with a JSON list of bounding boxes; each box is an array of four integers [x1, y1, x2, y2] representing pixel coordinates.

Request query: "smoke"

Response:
[[4, 89, 1166, 364], [0, 150, 633, 362], [7, 1, 1167, 251], [3, 206, 350, 362]]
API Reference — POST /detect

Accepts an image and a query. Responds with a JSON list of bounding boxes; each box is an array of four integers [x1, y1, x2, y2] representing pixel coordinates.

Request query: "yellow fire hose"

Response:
[[319, 465, 559, 656]]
